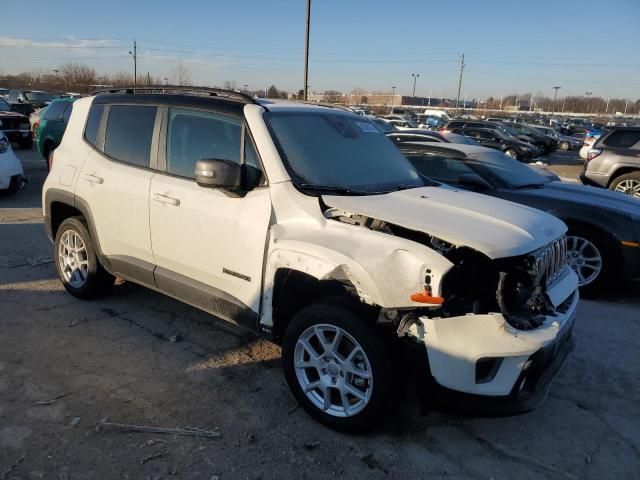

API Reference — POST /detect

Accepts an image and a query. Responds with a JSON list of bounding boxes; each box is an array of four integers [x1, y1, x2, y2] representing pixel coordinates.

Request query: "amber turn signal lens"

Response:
[[621, 240, 640, 248], [410, 290, 444, 305]]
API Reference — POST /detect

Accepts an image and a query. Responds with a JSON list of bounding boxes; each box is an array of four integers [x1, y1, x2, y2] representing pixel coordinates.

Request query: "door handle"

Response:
[[83, 173, 104, 184], [153, 193, 180, 206]]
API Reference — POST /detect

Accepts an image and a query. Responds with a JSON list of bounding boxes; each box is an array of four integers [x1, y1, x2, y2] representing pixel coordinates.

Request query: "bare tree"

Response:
[[169, 62, 192, 86], [59, 62, 96, 93], [223, 80, 237, 90]]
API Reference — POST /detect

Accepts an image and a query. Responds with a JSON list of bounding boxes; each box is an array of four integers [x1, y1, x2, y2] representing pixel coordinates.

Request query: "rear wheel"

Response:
[[282, 300, 393, 432], [610, 172, 640, 199], [54, 217, 114, 299]]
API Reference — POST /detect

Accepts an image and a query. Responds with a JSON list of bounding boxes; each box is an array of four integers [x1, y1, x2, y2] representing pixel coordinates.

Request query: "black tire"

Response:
[[6, 176, 22, 194], [282, 299, 393, 432], [609, 172, 640, 199], [567, 225, 620, 299], [19, 137, 33, 150], [54, 217, 114, 299], [558, 141, 570, 151]]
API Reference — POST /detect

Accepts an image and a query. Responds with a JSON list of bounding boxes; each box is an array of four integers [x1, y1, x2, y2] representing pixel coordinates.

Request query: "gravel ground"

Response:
[[0, 147, 638, 480]]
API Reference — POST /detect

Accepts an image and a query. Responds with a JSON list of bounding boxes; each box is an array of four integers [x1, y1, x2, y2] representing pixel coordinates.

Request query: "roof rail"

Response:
[[90, 85, 264, 107]]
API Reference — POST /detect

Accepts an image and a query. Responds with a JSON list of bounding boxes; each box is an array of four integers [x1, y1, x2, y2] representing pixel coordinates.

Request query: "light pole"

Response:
[[128, 40, 137, 90], [428, 88, 432, 107], [585, 91, 592, 114], [390, 86, 396, 113], [411, 73, 419, 105], [244, 84, 248, 92], [303, 0, 311, 101], [552, 86, 561, 113]]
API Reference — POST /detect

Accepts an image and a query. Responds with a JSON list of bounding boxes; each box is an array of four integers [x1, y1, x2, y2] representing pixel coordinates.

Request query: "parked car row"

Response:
[[37, 87, 638, 432]]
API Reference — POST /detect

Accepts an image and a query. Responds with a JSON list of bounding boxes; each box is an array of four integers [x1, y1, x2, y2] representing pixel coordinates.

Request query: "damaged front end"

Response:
[[439, 235, 571, 330], [323, 206, 579, 411]]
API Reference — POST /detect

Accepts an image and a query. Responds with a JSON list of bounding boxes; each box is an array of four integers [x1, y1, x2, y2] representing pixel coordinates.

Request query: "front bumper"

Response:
[[412, 284, 578, 414]]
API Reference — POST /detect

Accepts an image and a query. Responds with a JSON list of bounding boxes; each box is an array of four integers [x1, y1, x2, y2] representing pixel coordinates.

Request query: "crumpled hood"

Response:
[[323, 186, 567, 259]]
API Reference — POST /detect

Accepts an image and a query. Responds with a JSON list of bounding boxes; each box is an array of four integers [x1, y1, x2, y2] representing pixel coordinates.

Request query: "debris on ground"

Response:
[[35, 392, 70, 405], [98, 420, 221, 439], [69, 417, 81, 427], [140, 450, 169, 465]]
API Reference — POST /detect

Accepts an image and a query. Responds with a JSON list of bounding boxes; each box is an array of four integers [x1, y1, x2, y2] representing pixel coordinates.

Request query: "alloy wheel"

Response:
[[294, 324, 373, 418], [58, 230, 89, 288], [614, 179, 640, 199], [567, 235, 603, 286]]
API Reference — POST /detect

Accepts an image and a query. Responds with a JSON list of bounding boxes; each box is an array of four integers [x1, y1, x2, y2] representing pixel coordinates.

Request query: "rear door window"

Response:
[[602, 130, 640, 149], [104, 105, 157, 167]]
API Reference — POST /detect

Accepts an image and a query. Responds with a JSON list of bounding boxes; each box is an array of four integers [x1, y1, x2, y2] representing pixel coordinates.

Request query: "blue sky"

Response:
[[1, 0, 639, 99]]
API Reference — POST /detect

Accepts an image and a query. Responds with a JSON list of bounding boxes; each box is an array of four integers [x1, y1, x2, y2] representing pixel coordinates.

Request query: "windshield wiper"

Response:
[[298, 183, 379, 195]]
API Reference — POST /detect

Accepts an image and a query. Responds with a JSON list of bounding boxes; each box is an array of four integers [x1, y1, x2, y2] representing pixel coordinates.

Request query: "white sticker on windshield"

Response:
[[356, 121, 379, 134]]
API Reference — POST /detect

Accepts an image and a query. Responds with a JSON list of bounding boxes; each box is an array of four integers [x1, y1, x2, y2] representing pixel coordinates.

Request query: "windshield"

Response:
[[468, 150, 550, 188], [25, 91, 52, 102], [266, 111, 425, 194], [0, 99, 11, 111]]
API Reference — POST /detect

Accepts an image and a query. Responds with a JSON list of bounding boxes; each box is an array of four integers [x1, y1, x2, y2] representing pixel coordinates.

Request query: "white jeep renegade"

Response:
[[43, 87, 578, 431]]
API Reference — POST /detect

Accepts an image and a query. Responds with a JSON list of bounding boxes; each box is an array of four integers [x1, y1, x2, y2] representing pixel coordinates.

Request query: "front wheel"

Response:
[[567, 227, 619, 298], [504, 148, 518, 159], [282, 300, 393, 432], [610, 172, 640, 199], [54, 217, 114, 299]]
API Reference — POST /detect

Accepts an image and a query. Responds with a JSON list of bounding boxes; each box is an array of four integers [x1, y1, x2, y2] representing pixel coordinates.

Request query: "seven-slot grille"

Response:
[[535, 235, 568, 287]]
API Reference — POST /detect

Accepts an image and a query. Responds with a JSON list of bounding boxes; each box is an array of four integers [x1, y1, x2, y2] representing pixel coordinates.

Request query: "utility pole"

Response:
[[303, 0, 311, 101], [585, 91, 592, 114], [455, 53, 465, 113], [428, 88, 432, 106], [390, 86, 396, 113], [129, 40, 137, 90], [552, 86, 561, 113]]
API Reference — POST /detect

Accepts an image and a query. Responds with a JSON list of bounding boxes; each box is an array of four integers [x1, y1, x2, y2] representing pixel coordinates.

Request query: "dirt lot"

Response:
[[1, 148, 639, 480]]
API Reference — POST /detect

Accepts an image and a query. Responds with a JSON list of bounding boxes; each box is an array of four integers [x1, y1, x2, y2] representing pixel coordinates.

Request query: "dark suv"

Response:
[[460, 127, 535, 161], [441, 120, 542, 157], [8, 89, 52, 115], [0, 98, 32, 149], [501, 122, 557, 154], [580, 127, 640, 198]]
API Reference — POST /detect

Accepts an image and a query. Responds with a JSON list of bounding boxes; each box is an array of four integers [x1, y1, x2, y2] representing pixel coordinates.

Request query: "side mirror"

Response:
[[195, 159, 242, 193], [458, 173, 492, 191]]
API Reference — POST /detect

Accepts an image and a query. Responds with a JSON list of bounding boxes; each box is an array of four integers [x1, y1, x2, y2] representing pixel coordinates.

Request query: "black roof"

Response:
[[91, 85, 266, 115]]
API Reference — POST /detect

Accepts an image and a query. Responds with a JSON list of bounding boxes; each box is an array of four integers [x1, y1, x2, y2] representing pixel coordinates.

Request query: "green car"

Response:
[[36, 98, 76, 168]]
